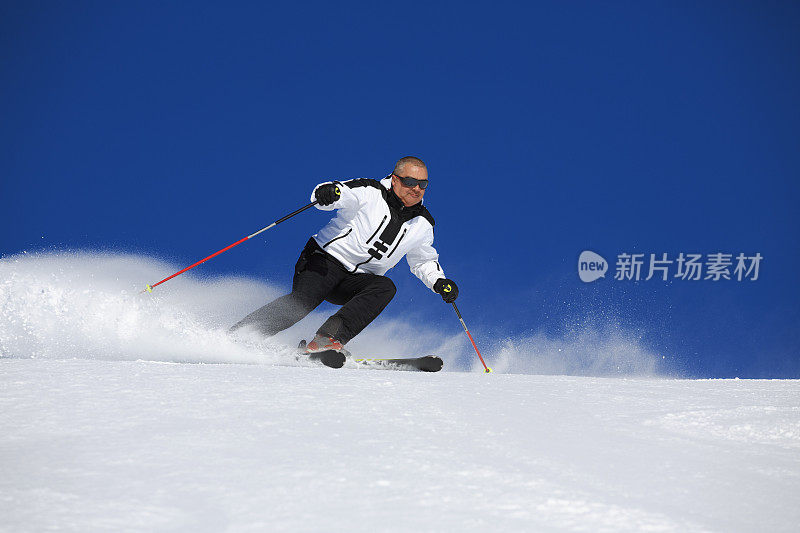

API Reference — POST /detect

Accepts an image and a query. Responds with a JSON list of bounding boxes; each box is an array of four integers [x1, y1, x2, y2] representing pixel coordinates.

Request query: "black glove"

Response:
[[433, 278, 459, 303], [315, 183, 341, 206]]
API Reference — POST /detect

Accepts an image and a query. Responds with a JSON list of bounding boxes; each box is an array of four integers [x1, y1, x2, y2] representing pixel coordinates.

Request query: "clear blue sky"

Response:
[[2, 1, 798, 377]]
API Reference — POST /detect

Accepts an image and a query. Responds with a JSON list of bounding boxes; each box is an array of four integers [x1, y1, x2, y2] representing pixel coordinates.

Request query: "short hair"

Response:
[[393, 156, 427, 175]]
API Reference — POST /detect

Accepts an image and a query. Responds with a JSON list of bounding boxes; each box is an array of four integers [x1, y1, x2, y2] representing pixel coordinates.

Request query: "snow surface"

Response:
[[2, 252, 799, 531], [2, 360, 799, 532]]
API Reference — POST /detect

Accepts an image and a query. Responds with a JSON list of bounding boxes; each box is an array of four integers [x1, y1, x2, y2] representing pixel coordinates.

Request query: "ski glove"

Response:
[[433, 278, 459, 303], [315, 183, 341, 206]]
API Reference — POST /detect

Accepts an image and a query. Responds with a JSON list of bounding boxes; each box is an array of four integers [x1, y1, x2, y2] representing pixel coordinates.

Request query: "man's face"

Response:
[[391, 164, 428, 207]]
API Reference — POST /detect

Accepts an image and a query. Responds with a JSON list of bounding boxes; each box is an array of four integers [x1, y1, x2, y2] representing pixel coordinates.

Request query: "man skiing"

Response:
[[231, 156, 458, 356]]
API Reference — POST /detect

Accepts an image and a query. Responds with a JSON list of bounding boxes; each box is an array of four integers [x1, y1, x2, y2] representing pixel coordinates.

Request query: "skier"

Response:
[[230, 156, 458, 355]]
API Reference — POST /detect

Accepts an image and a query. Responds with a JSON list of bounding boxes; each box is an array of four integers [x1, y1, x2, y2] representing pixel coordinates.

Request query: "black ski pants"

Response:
[[231, 238, 396, 344]]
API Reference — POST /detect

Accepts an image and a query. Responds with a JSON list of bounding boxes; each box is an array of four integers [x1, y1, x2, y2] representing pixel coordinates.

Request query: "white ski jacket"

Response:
[[310, 177, 445, 291]]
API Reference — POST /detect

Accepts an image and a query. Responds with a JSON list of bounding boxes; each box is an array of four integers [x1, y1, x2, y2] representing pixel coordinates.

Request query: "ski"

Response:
[[353, 355, 443, 372], [297, 340, 442, 371]]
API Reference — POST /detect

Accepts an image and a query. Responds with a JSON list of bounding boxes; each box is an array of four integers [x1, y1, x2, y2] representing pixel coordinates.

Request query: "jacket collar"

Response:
[[380, 176, 424, 213]]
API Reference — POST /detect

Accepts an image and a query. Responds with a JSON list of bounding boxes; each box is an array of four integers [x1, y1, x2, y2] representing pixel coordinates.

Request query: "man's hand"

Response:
[[433, 278, 459, 303], [315, 183, 341, 206]]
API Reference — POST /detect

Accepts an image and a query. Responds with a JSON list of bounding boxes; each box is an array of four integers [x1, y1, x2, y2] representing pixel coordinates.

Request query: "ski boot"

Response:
[[299, 335, 347, 369]]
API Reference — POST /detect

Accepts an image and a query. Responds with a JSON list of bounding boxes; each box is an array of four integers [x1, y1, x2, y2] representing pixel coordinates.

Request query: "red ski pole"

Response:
[[142, 201, 318, 293], [451, 302, 492, 373]]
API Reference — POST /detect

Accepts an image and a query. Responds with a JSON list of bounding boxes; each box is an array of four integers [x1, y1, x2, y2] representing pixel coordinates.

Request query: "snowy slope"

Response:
[[2, 360, 799, 532], [2, 252, 798, 531]]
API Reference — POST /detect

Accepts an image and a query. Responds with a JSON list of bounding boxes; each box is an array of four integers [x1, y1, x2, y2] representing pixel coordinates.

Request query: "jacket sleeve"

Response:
[[406, 225, 446, 291], [310, 180, 376, 212]]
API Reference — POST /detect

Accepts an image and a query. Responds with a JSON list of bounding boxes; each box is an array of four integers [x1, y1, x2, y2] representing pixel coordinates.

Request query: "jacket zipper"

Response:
[[386, 229, 407, 258], [322, 228, 352, 248], [365, 215, 388, 244]]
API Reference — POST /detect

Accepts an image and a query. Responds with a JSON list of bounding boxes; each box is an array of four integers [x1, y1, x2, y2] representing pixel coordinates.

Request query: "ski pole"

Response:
[[451, 302, 492, 373], [142, 201, 318, 293]]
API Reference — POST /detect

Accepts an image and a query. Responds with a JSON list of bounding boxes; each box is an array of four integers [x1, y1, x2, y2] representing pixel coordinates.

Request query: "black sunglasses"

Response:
[[392, 174, 429, 189]]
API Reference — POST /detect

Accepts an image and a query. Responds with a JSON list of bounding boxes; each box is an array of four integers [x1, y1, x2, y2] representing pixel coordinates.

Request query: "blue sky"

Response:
[[2, 2, 798, 377]]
